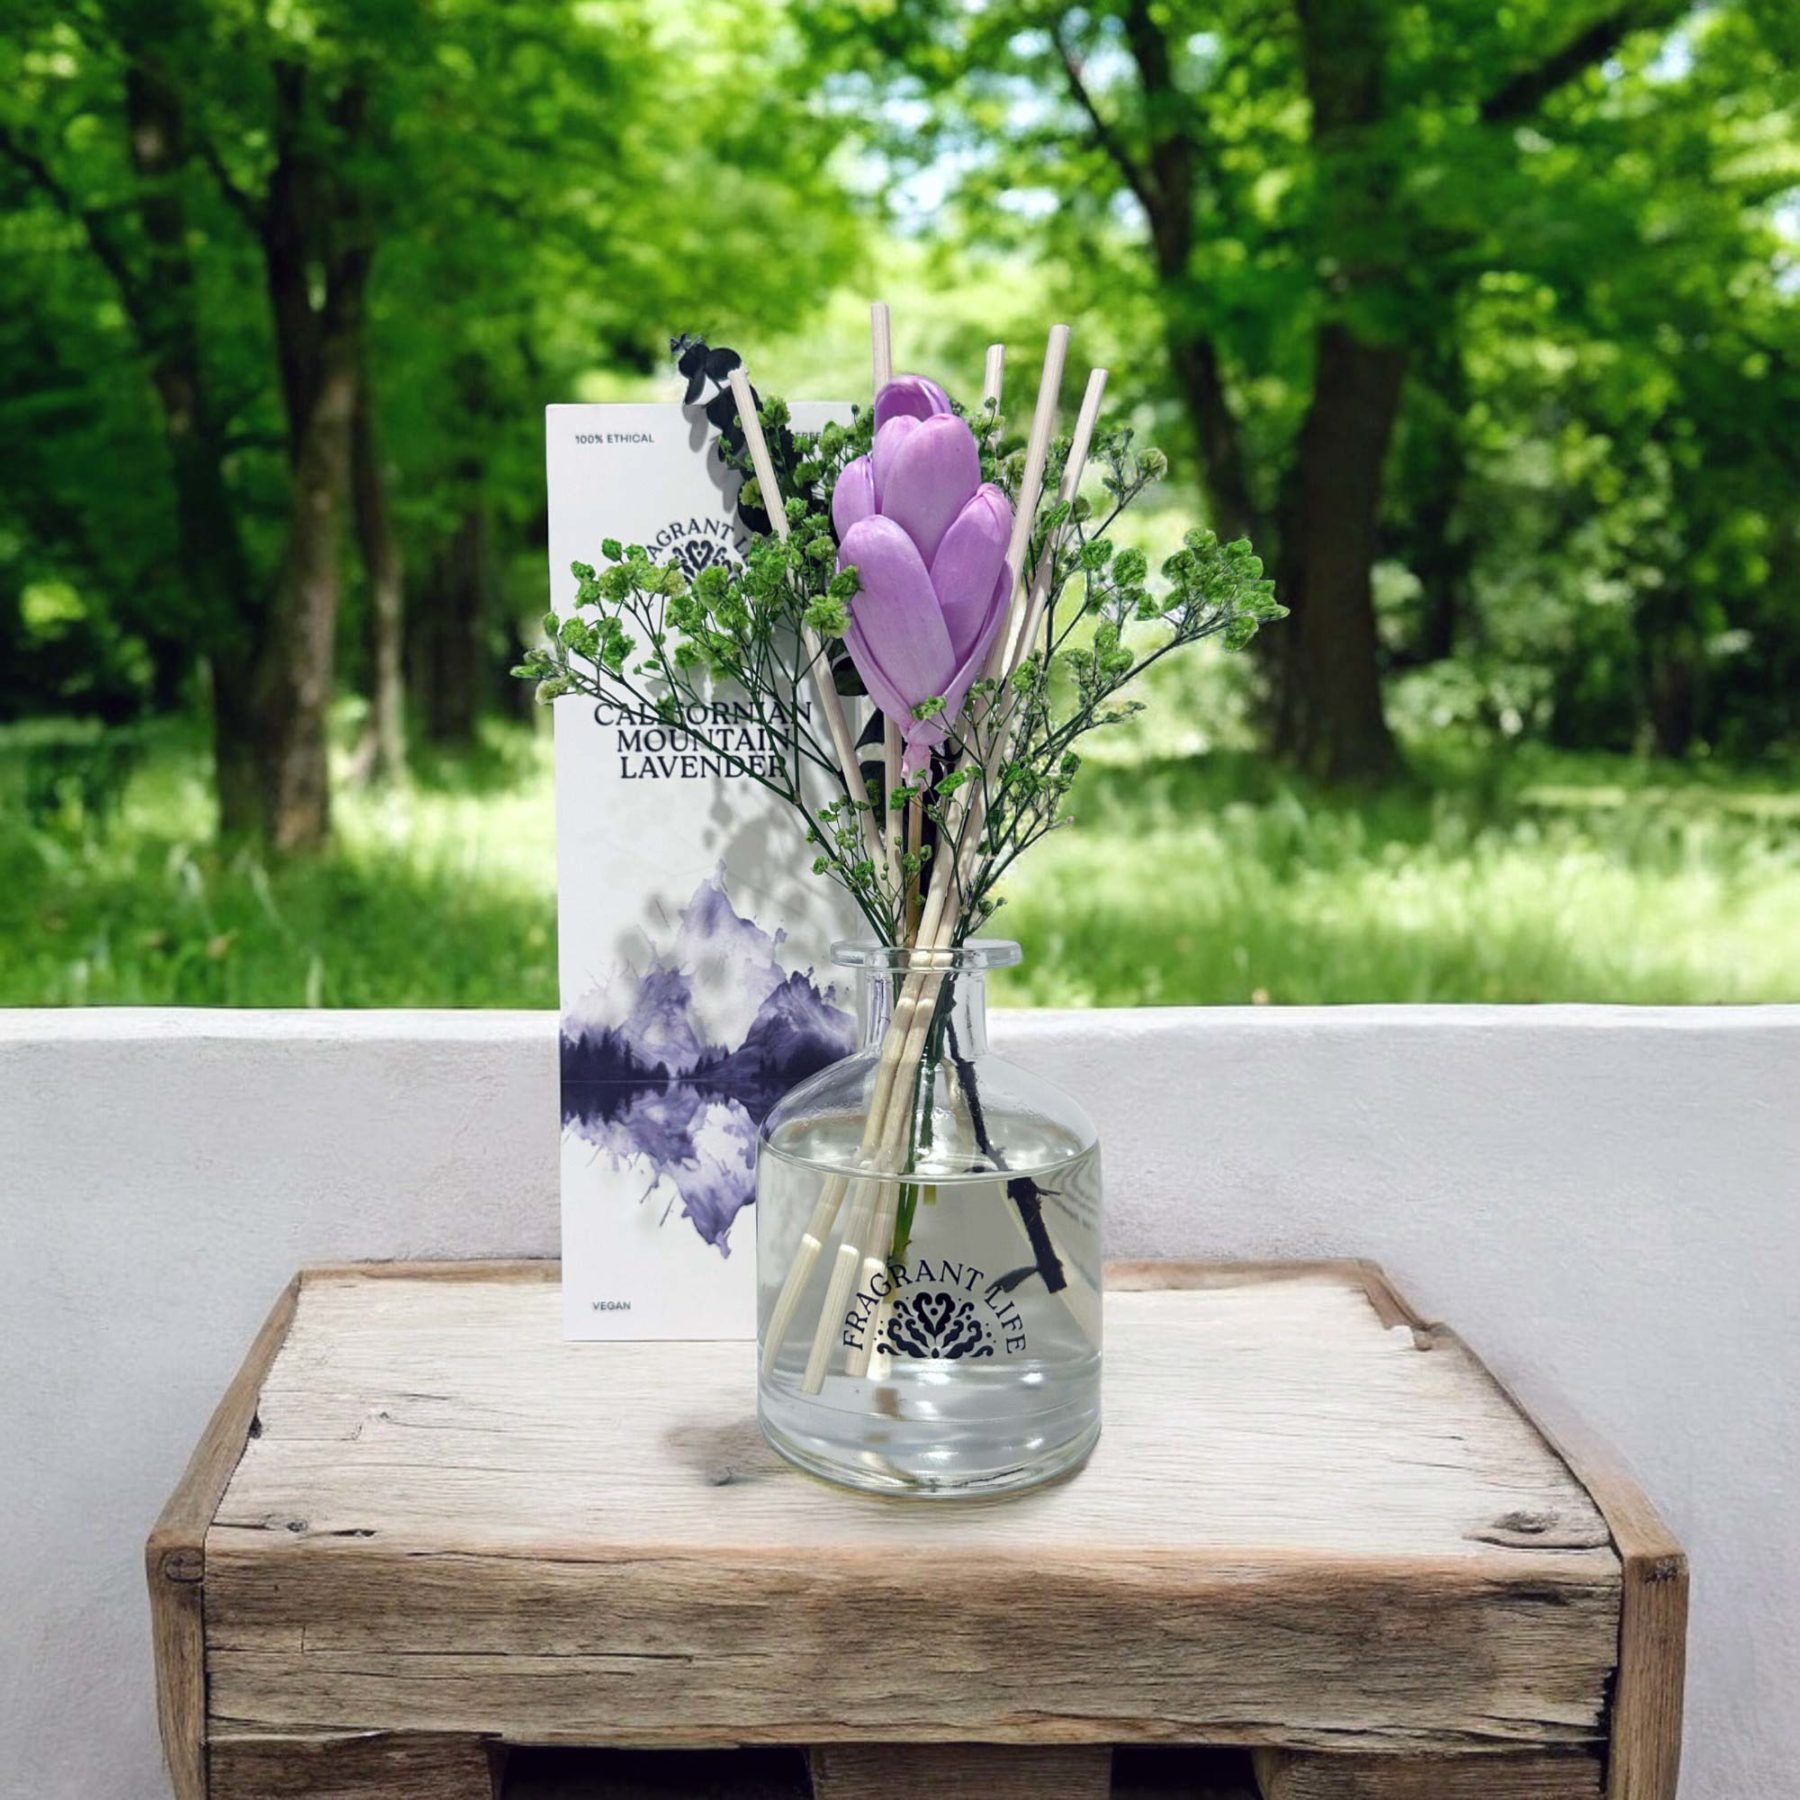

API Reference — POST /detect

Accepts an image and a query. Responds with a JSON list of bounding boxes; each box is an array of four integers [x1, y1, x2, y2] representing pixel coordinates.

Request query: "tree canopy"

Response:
[[0, 0, 859, 840], [1, 0, 1795, 849], [797, 0, 1800, 772]]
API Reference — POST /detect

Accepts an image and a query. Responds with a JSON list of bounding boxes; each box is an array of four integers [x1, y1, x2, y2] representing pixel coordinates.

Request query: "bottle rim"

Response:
[[830, 938, 1021, 973]]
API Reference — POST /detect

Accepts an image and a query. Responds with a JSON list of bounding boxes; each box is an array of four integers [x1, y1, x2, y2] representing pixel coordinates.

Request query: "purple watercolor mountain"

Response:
[[561, 871, 854, 1253]]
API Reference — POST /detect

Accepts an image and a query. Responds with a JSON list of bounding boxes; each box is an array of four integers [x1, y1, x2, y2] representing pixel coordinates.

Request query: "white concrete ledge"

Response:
[[4, 1006, 1796, 1798]]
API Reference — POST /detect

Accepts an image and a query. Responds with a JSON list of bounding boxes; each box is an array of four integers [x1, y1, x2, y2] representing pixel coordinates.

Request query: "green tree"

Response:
[[802, 0, 1795, 779], [0, 164, 178, 719], [369, 0, 861, 753], [0, 0, 859, 843], [1395, 2, 1800, 756], [4, 0, 479, 844]]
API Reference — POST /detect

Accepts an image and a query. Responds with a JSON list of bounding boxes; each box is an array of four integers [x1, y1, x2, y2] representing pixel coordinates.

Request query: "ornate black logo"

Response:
[[843, 1256, 1029, 1359], [880, 1288, 995, 1360], [666, 533, 736, 581]]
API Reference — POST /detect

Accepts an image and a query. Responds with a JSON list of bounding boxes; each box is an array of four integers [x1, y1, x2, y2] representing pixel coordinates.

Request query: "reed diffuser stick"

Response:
[[905, 796, 922, 932], [874, 305, 905, 890], [759, 1168, 848, 1380], [883, 728, 903, 887], [1004, 367, 1108, 671], [1001, 325, 1069, 604], [758, 309, 897, 1382], [982, 342, 1005, 414], [871, 300, 893, 390], [725, 367, 889, 884], [947, 367, 1110, 900]]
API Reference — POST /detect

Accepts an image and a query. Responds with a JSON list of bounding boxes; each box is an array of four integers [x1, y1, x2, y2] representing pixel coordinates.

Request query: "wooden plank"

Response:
[[202, 1555, 1616, 1750], [809, 1744, 1111, 1799], [1603, 1517, 1687, 1800], [212, 1272, 1616, 1559], [201, 1269, 1619, 1751], [1254, 1747, 1603, 1798], [1416, 1325, 1688, 1800], [302, 1259, 558, 1285], [189, 1262, 1672, 1766], [146, 1276, 300, 1800], [209, 1731, 498, 1799], [1104, 1259, 1408, 1320]]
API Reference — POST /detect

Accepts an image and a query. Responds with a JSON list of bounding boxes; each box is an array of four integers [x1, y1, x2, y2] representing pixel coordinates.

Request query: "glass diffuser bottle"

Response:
[[756, 941, 1102, 1497]]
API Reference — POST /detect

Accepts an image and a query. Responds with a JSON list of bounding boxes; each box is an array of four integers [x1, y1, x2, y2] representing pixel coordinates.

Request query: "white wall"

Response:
[[3, 1007, 1795, 1799]]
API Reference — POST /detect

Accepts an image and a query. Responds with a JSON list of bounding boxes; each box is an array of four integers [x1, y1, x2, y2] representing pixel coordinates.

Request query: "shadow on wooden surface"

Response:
[[500, 1745, 1260, 1798], [1115, 1748, 1260, 1796], [502, 1748, 809, 1798]]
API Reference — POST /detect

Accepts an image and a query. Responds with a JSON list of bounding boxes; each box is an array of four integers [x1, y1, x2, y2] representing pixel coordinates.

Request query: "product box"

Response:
[[547, 401, 860, 1339]]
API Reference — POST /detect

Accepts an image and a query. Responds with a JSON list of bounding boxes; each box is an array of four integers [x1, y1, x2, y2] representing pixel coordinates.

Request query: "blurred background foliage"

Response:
[[1, 0, 1796, 1005]]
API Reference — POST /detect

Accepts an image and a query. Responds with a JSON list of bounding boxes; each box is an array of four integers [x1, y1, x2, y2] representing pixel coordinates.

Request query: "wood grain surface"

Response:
[[147, 1276, 300, 1800], [810, 1743, 1112, 1799], [1420, 1323, 1689, 1800], [1253, 1747, 1604, 1798], [200, 1263, 1622, 1754], [208, 1731, 497, 1799]]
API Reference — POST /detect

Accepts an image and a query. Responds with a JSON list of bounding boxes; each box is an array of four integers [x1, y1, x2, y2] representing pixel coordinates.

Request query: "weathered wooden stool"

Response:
[[149, 1261, 1685, 1799]]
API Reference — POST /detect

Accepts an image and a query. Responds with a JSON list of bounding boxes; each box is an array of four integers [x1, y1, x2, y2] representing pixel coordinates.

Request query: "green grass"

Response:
[[995, 746, 1800, 1007], [0, 722, 561, 1008], [2, 721, 1796, 1008]]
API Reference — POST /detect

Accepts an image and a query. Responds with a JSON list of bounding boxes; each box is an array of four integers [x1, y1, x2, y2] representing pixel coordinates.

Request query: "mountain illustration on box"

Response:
[[561, 871, 854, 1254]]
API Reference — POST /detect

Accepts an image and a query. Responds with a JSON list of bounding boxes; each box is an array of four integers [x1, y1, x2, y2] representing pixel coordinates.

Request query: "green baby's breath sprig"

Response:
[[516, 393, 1280, 950], [925, 428, 1283, 931]]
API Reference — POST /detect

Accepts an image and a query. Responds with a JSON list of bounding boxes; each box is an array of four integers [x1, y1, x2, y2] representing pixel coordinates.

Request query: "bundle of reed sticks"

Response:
[[731, 303, 1108, 1394]]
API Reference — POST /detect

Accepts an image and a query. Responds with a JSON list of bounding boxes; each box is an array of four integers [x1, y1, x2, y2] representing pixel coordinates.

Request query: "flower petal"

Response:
[[941, 567, 1013, 713], [837, 516, 955, 723], [843, 614, 914, 728], [870, 416, 919, 511], [874, 374, 954, 430], [929, 483, 1013, 660], [899, 563, 1014, 776], [881, 413, 981, 564], [831, 456, 876, 540]]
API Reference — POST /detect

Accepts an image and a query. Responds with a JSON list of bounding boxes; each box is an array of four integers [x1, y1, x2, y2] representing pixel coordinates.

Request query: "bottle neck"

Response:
[[859, 967, 989, 1059]]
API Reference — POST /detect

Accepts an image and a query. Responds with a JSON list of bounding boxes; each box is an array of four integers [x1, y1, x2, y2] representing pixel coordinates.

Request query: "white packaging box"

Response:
[[547, 401, 861, 1339]]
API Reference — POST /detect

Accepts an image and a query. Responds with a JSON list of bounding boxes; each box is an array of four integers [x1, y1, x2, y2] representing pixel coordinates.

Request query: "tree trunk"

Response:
[[351, 370, 407, 784], [1398, 343, 1473, 668], [209, 648, 262, 838], [1643, 610, 1702, 759], [246, 62, 374, 851], [1271, 323, 1406, 781], [254, 337, 358, 851], [1411, 476, 1468, 666], [1068, 4, 1266, 553], [1268, 0, 1406, 781], [1164, 317, 1262, 549], [1115, 0, 1403, 779], [1647, 655, 1700, 759], [120, 57, 264, 836], [416, 503, 489, 748]]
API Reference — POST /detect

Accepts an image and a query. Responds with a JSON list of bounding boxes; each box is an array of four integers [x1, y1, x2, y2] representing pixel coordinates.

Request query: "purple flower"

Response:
[[874, 373, 955, 430], [832, 377, 1013, 773]]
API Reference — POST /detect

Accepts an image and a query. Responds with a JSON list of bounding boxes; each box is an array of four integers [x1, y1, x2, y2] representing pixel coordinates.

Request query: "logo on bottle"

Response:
[[842, 1257, 1029, 1358]]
